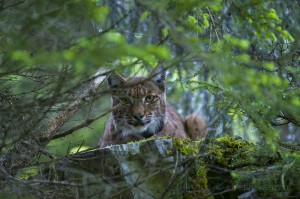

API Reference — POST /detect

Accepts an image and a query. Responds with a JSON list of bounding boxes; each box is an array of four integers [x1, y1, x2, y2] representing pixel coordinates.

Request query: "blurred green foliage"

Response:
[[0, 0, 300, 197]]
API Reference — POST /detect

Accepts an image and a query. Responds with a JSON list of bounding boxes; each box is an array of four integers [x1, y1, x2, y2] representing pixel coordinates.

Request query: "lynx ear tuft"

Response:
[[107, 72, 127, 88], [149, 64, 165, 90]]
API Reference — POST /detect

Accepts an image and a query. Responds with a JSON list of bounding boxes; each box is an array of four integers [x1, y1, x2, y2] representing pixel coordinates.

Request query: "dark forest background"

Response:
[[0, 0, 299, 198]]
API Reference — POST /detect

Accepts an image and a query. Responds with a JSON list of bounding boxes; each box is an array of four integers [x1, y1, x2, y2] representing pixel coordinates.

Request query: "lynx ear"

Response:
[[107, 72, 127, 88], [149, 64, 165, 91]]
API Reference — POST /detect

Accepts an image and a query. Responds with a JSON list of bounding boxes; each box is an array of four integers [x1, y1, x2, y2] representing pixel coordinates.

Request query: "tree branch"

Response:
[[51, 104, 120, 140], [1, 68, 109, 176]]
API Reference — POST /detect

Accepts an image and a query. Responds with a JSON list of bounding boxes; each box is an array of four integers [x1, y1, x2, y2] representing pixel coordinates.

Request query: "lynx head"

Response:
[[108, 66, 166, 137]]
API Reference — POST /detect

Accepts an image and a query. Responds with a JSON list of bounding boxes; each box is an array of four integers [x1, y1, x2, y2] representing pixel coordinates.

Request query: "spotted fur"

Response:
[[99, 66, 207, 147]]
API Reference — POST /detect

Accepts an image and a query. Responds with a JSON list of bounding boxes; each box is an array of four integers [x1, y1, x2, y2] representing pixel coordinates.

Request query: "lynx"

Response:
[[99, 66, 207, 147]]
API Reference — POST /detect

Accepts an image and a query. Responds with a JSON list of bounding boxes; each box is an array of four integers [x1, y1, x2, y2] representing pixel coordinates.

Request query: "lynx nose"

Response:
[[133, 113, 145, 121]]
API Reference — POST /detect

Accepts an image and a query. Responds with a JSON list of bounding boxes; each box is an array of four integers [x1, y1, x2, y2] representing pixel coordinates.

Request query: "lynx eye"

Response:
[[119, 97, 131, 105], [145, 95, 155, 103]]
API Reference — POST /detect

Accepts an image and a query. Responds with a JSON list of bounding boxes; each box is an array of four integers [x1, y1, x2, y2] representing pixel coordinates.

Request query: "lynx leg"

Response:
[[184, 114, 207, 140]]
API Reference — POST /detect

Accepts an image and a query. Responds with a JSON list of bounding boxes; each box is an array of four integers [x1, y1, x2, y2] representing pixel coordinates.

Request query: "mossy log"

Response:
[[38, 136, 300, 199]]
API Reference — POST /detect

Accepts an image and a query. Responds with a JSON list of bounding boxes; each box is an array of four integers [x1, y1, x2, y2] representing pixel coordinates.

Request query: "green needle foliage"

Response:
[[0, 0, 299, 198]]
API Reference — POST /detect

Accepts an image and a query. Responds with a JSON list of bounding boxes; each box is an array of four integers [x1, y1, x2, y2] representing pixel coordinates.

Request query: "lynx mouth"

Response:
[[128, 120, 150, 126], [127, 120, 151, 133]]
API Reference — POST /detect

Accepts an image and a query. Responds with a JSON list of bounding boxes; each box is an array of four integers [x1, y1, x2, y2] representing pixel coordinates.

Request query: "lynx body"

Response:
[[99, 67, 207, 147]]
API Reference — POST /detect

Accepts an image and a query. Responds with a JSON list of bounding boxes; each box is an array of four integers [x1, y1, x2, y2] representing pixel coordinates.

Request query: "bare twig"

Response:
[[52, 104, 121, 140]]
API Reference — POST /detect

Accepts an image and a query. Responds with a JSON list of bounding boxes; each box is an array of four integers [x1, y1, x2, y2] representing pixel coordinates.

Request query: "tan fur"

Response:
[[99, 67, 207, 148], [185, 114, 207, 140]]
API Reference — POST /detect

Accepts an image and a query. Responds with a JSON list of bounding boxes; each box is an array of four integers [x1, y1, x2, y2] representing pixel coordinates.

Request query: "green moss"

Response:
[[129, 135, 287, 198], [204, 136, 293, 197], [172, 137, 212, 199], [171, 135, 285, 198], [127, 136, 173, 145], [173, 137, 199, 155], [205, 135, 262, 169]]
